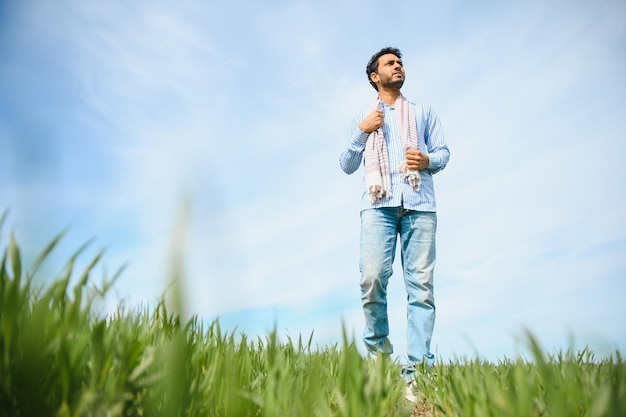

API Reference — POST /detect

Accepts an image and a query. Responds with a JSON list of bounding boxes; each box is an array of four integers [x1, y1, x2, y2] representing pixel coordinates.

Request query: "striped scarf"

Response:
[[364, 94, 421, 202]]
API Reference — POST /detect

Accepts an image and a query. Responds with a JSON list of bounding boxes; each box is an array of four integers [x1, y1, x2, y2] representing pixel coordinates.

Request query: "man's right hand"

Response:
[[359, 110, 384, 133]]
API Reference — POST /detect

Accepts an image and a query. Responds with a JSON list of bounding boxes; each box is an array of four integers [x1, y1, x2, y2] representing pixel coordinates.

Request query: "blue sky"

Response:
[[1, 0, 625, 362]]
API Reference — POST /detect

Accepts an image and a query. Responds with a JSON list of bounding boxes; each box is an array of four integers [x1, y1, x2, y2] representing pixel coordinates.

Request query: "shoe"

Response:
[[405, 382, 418, 403]]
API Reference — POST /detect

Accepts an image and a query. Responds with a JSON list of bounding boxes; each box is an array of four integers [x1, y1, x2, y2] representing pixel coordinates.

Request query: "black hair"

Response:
[[366, 47, 402, 91]]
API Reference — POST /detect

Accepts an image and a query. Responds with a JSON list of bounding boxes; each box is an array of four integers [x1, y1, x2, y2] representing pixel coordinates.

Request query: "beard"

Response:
[[380, 74, 405, 90]]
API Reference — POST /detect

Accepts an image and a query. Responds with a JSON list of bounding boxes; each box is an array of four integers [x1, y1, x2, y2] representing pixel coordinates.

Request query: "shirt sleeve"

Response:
[[339, 113, 369, 175], [423, 106, 450, 175]]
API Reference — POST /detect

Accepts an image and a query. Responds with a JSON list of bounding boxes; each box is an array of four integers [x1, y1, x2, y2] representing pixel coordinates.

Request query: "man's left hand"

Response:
[[405, 149, 429, 170]]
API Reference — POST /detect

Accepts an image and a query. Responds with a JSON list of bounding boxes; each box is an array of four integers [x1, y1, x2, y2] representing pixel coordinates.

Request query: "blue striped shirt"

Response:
[[339, 100, 449, 212]]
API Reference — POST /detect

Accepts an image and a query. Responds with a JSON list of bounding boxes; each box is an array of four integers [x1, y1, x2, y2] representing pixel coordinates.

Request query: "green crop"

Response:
[[0, 215, 410, 417], [1, 213, 624, 416], [413, 335, 626, 417]]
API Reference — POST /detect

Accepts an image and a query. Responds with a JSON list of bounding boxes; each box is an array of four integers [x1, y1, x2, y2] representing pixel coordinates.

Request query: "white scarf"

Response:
[[364, 94, 420, 202]]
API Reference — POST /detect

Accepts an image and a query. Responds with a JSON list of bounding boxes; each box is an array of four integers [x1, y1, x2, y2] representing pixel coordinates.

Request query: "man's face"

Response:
[[372, 53, 405, 90]]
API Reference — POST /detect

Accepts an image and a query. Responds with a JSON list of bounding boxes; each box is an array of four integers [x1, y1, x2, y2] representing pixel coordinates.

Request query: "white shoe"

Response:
[[405, 384, 418, 403]]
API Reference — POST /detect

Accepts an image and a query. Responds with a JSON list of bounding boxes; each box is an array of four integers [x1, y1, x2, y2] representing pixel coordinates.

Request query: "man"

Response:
[[339, 47, 450, 394]]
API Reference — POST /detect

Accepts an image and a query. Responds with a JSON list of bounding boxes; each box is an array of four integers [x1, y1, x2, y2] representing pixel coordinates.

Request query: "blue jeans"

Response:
[[359, 207, 437, 367]]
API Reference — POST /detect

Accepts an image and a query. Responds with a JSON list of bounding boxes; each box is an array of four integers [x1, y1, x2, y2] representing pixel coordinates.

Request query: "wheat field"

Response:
[[1, 214, 624, 416]]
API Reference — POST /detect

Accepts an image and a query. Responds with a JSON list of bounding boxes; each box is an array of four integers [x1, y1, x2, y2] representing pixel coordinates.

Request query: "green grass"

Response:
[[0, 220, 409, 417], [1, 216, 624, 416], [413, 340, 625, 417]]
